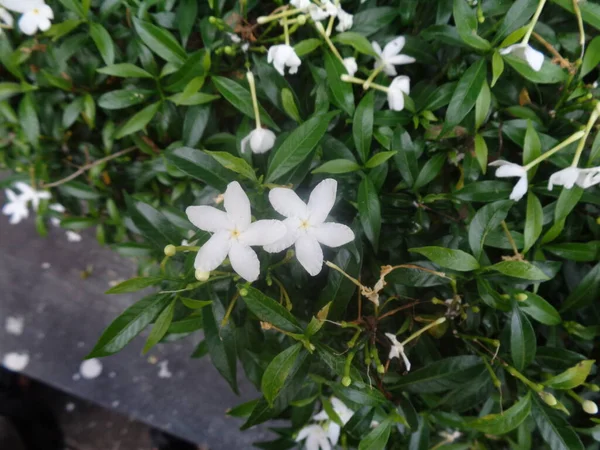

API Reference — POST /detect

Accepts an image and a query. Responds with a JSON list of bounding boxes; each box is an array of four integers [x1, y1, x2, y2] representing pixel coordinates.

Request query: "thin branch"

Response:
[[532, 32, 572, 70]]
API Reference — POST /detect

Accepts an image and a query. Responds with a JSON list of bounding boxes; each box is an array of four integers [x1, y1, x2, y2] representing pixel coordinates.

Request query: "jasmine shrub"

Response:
[[2, 0, 600, 448]]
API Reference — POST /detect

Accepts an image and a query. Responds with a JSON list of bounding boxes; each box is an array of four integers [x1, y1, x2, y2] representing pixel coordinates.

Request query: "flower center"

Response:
[[230, 228, 241, 240], [299, 219, 311, 230], [33, 8, 39, 13]]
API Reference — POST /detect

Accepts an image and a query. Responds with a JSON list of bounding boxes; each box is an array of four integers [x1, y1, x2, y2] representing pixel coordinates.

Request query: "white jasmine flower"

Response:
[[186, 181, 286, 282], [267, 44, 301, 76], [335, 8, 353, 32], [0, 7, 13, 27], [296, 423, 335, 450], [385, 332, 411, 371], [439, 430, 462, 443], [342, 57, 357, 77], [265, 179, 355, 276], [500, 43, 544, 72], [313, 397, 354, 445], [306, 0, 337, 21], [372, 36, 416, 76], [18, 3, 53, 35], [2, 189, 29, 224], [13, 181, 50, 211], [290, 0, 311, 8], [241, 128, 276, 154], [227, 32, 241, 43], [488, 160, 529, 201], [65, 230, 82, 242], [387, 75, 410, 111], [548, 167, 600, 190]]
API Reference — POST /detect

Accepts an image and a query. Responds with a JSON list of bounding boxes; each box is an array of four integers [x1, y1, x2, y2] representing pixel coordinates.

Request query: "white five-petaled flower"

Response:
[[385, 333, 411, 371], [1, 0, 54, 36], [13, 181, 51, 211], [342, 57, 357, 77], [372, 36, 416, 77], [387, 75, 410, 111], [264, 179, 355, 276], [0, 7, 13, 28], [548, 167, 600, 190], [313, 397, 354, 445], [267, 44, 301, 76], [499, 43, 544, 72], [335, 7, 353, 32], [186, 182, 286, 282], [296, 424, 335, 450], [241, 128, 276, 154], [2, 189, 29, 224], [290, 0, 311, 9], [489, 160, 529, 201]]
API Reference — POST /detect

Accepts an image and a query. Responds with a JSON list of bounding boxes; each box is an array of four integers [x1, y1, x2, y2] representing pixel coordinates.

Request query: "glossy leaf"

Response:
[[444, 59, 487, 131], [358, 419, 392, 450], [409, 246, 479, 271], [114, 101, 160, 139], [544, 360, 595, 390], [323, 51, 354, 116], [510, 305, 536, 371], [523, 193, 543, 253], [262, 343, 303, 406], [166, 146, 232, 190], [532, 396, 585, 450], [106, 276, 163, 294], [560, 262, 600, 311], [468, 200, 513, 260], [97, 63, 153, 78], [358, 177, 381, 250], [205, 151, 257, 182], [489, 260, 549, 281], [143, 299, 175, 353], [89, 23, 115, 65], [125, 194, 181, 250], [240, 285, 303, 334], [518, 291, 561, 325], [312, 159, 362, 174], [353, 91, 374, 163], [133, 18, 186, 63], [468, 393, 531, 435]]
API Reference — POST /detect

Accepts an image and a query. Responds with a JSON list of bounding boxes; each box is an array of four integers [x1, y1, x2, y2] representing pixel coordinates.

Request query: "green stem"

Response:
[[340, 75, 389, 93], [363, 65, 384, 90], [572, 0, 585, 61], [523, 130, 586, 170], [257, 7, 302, 24], [522, 0, 547, 44], [314, 22, 344, 63], [282, 16, 290, 46], [221, 294, 239, 327], [572, 103, 600, 167], [175, 245, 200, 252], [504, 363, 543, 392], [246, 71, 261, 129], [401, 317, 446, 346], [501, 220, 521, 257], [566, 389, 584, 404], [325, 14, 335, 37]]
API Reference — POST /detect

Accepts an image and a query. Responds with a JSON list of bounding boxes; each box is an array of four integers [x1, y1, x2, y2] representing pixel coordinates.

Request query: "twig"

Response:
[[41, 146, 137, 188], [532, 32, 572, 70]]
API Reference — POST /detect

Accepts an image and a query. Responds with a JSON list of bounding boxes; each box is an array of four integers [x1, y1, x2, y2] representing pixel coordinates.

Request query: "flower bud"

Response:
[[164, 244, 176, 256], [195, 269, 210, 281], [515, 293, 528, 302], [239, 287, 249, 297], [224, 46, 235, 56], [582, 400, 598, 415], [297, 14, 307, 25], [500, 294, 510, 300], [539, 391, 557, 406], [341, 376, 351, 386], [377, 364, 385, 374], [471, 306, 480, 313], [587, 384, 600, 392], [209, 16, 217, 24]]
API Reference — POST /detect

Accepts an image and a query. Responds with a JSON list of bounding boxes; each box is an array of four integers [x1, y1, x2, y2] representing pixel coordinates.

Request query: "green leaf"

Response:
[[97, 63, 154, 78], [114, 101, 160, 139], [352, 7, 398, 36], [59, 181, 101, 200], [183, 105, 210, 147], [293, 38, 322, 57], [353, 92, 374, 163], [212, 76, 278, 130], [45, 19, 84, 41], [281, 88, 301, 122], [261, 343, 303, 406], [180, 298, 212, 309], [204, 150, 257, 181], [166, 146, 232, 190], [312, 159, 362, 174], [125, 194, 181, 250], [89, 23, 115, 66], [518, 291, 561, 326], [176, 0, 198, 40], [58, 0, 86, 18], [581, 35, 600, 77], [133, 18, 186, 63], [414, 153, 446, 190], [468, 200, 513, 260], [106, 276, 163, 294], [165, 49, 211, 92], [561, 262, 600, 311], [504, 55, 567, 83], [551, 0, 600, 31], [323, 51, 354, 116], [143, 299, 175, 353], [167, 92, 219, 106], [267, 111, 337, 182], [358, 177, 381, 251], [333, 32, 377, 56], [475, 80, 490, 129], [523, 193, 543, 253], [489, 260, 550, 281], [358, 419, 392, 450], [474, 134, 488, 173], [408, 416, 429, 450], [388, 356, 484, 393], [491, 51, 505, 87], [453, 0, 491, 50], [543, 360, 595, 390], [523, 120, 541, 177], [0, 82, 23, 102], [98, 89, 153, 110], [544, 241, 600, 262], [532, 396, 585, 450], [365, 151, 397, 169], [493, 0, 538, 43], [554, 186, 584, 221], [239, 285, 303, 333], [510, 304, 536, 371], [88, 295, 172, 357], [409, 247, 480, 271], [392, 127, 419, 187], [18, 94, 39, 148], [467, 392, 531, 435], [444, 59, 487, 131]]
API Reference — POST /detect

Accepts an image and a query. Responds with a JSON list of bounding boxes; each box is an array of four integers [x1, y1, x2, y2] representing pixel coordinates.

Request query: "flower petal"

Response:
[[382, 36, 406, 58], [307, 178, 337, 224], [548, 167, 579, 190], [194, 231, 231, 271], [510, 176, 528, 201], [186, 205, 231, 232], [295, 235, 323, 276], [371, 41, 383, 57], [269, 187, 307, 218], [240, 219, 286, 246], [327, 422, 341, 446], [386, 54, 416, 66], [311, 222, 354, 248], [229, 241, 260, 282], [524, 46, 544, 72], [263, 217, 301, 253], [18, 12, 38, 35], [1, 0, 44, 14], [224, 181, 251, 230], [489, 160, 526, 178]]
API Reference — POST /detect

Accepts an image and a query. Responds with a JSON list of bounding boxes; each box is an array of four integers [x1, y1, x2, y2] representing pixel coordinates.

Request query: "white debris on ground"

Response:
[[5, 316, 24, 335], [65, 230, 82, 242], [80, 358, 103, 379], [158, 360, 172, 379], [111, 400, 120, 408], [65, 402, 76, 412], [41, 262, 51, 269], [2, 352, 30, 371]]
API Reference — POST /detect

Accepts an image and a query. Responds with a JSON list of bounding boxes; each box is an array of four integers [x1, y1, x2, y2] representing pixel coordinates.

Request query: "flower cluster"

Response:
[[185, 180, 355, 282], [296, 397, 354, 450], [0, 0, 54, 35]]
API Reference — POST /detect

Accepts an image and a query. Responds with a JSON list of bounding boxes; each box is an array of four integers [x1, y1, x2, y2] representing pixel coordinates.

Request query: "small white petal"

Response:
[[326, 422, 341, 446], [548, 167, 579, 190], [510, 176, 528, 201], [249, 128, 276, 154], [240, 133, 251, 153], [269, 188, 308, 218], [18, 11, 39, 35], [186, 205, 231, 232], [307, 178, 337, 224], [224, 181, 251, 230], [576, 168, 600, 188], [524, 46, 544, 71], [311, 222, 354, 248], [240, 219, 286, 246], [263, 217, 302, 253], [229, 241, 260, 282], [0, 7, 14, 26], [371, 41, 383, 57], [342, 57, 358, 77], [37, 15, 50, 31], [1, 0, 44, 14], [386, 54, 416, 66], [335, 9, 353, 32], [489, 160, 527, 178], [295, 235, 323, 276], [382, 36, 406, 58], [194, 231, 231, 271]]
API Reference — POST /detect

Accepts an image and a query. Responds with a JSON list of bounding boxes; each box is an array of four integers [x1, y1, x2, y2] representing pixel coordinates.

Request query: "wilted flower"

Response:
[[489, 160, 528, 201], [385, 333, 411, 371], [241, 128, 276, 154], [265, 179, 355, 276], [267, 44, 301, 76], [372, 36, 415, 76], [548, 166, 600, 190], [186, 182, 286, 282], [387, 75, 410, 111], [342, 57, 357, 76], [500, 43, 544, 72]]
